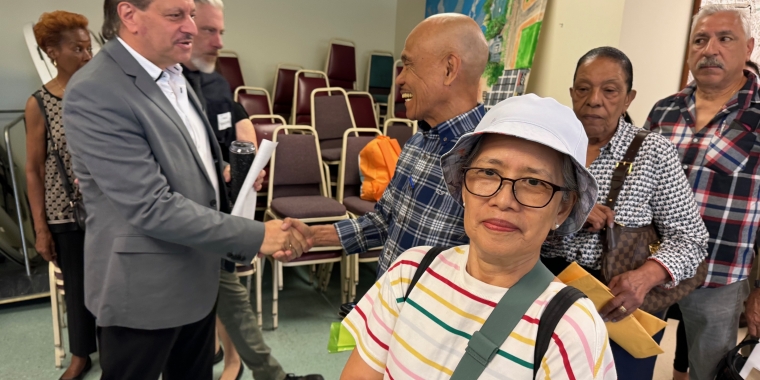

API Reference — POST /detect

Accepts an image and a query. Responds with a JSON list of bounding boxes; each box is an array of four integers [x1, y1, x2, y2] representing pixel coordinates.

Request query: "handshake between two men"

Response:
[[247, 169, 316, 262]]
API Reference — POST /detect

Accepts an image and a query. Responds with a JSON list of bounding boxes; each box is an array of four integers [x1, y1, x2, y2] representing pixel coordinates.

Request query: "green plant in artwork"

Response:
[[482, 0, 512, 86], [514, 21, 542, 69], [484, 61, 505, 87]]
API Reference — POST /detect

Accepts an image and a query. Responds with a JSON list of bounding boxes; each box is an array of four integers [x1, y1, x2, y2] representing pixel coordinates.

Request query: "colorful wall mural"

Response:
[[426, 0, 550, 106]]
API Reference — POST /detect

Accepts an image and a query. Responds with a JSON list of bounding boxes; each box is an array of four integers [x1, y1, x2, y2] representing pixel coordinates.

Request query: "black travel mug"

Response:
[[229, 140, 256, 204]]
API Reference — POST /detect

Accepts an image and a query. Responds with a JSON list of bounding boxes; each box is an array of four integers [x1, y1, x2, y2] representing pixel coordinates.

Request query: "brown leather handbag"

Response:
[[600, 129, 707, 314]]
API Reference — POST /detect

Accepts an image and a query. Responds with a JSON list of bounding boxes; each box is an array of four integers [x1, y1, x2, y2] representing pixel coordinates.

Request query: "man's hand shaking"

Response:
[[259, 218, 314, 262]]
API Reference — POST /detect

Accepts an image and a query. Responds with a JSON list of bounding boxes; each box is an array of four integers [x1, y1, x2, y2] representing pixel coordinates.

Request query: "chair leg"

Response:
[[322, 162, 333, 199], [246, 273, 252, 297], [272, 260, 279, 330], [278, 264, 284, 291], [340, 256, 347, 304], [49, 263, 63, 369], [321, 263, 335, 292], [256, 256, 263, 328], [350, 256, 358, 303], [309, 265, 316, 284], [315, 264, 327, 289], [353, 257, 360, 302]]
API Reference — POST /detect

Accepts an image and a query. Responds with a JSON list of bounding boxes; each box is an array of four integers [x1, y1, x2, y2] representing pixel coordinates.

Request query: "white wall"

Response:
[[527, 0, 694, 124], [394, 0, 426, 58], [0, 0, 398, 111], [619, 0, 693, 124], [527, 0, 627, 107], [223, 0, 397, 94]]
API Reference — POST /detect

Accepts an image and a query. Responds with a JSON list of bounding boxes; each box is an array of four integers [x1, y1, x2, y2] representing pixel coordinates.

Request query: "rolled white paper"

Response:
[[231, 139, 278, 220]]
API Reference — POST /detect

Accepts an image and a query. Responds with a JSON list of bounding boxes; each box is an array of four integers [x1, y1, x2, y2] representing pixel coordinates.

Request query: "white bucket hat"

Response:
[[441, 94, 598, 235]]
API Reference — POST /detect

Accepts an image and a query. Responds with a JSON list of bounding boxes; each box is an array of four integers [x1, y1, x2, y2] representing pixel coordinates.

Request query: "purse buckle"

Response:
[[615, 161, 634, 174], [649, 241, 661, 255]]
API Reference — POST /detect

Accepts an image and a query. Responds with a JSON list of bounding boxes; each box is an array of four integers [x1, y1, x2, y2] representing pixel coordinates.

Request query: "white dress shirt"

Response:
[[117, 38, 220, 210]]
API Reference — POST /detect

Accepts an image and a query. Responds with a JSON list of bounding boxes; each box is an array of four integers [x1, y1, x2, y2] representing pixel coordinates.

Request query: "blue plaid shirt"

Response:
[[335, 105, 485, 276]]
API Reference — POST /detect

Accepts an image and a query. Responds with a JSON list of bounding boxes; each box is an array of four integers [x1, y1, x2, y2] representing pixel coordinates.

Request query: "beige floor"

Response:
[[653, 318, 748, 380]]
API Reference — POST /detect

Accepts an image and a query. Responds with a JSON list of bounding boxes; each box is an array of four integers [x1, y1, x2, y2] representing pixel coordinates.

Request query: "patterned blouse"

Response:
[[541, 119, 709, 287], [34, 86, 79, 225]]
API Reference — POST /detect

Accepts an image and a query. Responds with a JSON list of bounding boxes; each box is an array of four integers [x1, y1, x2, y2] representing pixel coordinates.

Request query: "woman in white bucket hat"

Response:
[[340, 94, 615, 380]]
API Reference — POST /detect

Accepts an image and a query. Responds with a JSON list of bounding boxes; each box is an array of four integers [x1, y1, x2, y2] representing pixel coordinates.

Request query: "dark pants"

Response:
[[610, 323, 665, 379], [217, 270, 286, 380], [541, 256, 664, 379], [52, 229, 97, 357], [667, 303, 690, 373], [98, 307, 217, 380]]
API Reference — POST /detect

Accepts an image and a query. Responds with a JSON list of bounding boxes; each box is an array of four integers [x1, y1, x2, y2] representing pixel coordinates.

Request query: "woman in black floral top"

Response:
[[540, 47, 709, 380], [24, 11, 95, 380]]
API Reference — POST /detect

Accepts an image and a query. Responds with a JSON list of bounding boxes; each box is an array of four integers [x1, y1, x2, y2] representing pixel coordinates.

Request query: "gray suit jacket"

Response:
[[63, 39, 264, 329]]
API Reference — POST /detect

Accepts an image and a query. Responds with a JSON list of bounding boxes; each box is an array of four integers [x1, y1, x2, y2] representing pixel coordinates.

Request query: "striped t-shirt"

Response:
[[343, 246, 616, 379]]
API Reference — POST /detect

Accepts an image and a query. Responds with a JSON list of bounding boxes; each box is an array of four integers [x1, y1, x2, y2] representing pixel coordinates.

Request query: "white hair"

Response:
[[691, 4, 751, 39], [195, 0, 224, 10]]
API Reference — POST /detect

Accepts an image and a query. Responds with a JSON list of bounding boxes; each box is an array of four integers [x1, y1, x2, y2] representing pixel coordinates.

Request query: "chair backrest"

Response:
[[311, 88, 356, 150], [366, 51, 394, 103], [248, 115, 287, 148], [215, 51, 245, 93], [337, 128, 381, 202], [388, 60, 406, 119], [292, 70, 329, 125], [325, 39, 356, 90], [269, 126, 328, 204], [347, 92, 378, 129], [271, 64, 302, 120], [234, 86, 272, 116], [383, 118, 416, 147]]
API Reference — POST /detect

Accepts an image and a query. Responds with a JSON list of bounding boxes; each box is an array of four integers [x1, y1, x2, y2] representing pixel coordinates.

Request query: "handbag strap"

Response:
[[605, 129, 650, 210], [403, 246, 446, 301], [450, 261, 556, 380], [532, 286, 587, 378], [33, 92, 77, 204]]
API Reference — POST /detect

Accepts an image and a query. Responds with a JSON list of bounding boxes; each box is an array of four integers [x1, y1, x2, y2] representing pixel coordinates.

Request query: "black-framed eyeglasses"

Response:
[[462, 167, 568, 208]]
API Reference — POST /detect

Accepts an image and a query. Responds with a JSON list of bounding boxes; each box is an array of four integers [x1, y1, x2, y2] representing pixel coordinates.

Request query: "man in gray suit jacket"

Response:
[[62, 0, 311, 379]]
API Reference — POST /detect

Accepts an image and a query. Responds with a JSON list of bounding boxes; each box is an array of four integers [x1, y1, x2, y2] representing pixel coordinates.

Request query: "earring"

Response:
[[462, 202, 465, 207], [52, 60, 57, 67], [554, 223, 560, 229]]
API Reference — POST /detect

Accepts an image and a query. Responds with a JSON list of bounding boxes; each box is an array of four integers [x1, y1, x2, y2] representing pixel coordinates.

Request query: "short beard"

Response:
[[190, 56, 216, 73]]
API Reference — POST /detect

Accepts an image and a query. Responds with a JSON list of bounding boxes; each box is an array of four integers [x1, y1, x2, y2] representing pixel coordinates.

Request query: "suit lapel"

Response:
[[104, 40, 213, 188], [186, 81, 233, 211]]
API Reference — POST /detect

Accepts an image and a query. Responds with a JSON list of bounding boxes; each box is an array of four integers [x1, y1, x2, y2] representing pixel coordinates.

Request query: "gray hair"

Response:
[[195, 0, 224, 10], [691, 4, 751, 39], [101, 0, 153, 41], [462, 136, 579, 204]]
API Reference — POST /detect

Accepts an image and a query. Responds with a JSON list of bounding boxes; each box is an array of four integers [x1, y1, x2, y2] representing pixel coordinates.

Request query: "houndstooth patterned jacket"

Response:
[[541, 119, 709, 287]]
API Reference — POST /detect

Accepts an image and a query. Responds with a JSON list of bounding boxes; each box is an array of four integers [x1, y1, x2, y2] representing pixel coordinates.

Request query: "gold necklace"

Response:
[[54, 77, 65, 93]]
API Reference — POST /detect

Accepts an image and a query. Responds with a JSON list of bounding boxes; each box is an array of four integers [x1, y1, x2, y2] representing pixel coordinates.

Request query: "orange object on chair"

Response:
[[359, 135, 401, 202]]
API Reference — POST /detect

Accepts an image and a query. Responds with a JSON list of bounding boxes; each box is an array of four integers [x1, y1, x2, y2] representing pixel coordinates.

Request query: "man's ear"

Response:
[[443, 53, 461, 86], [118, 2, 140, 35]]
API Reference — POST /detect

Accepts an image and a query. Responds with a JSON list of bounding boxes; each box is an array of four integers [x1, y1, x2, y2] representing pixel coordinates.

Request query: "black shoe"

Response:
[[338, 302, 357, 319], [214, 346, 224, 365], [284, 374, 324, 380], [58, 356, 92, 380], [218, 362, 244, 380]]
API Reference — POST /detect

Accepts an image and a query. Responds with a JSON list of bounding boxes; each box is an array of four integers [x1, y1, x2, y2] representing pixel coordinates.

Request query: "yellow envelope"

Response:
[[557, 262, 668, 359]]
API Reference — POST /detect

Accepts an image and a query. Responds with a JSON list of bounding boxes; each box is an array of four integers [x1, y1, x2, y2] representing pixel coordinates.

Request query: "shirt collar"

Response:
[[603, 117, 633, 153], [425, 104, 486, 152], [117, 37, 183, 81], [678, 70, 759, 111]]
